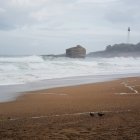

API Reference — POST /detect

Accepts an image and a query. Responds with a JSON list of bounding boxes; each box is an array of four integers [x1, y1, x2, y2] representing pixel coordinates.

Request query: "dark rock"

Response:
[[66, 45, 86, 58]]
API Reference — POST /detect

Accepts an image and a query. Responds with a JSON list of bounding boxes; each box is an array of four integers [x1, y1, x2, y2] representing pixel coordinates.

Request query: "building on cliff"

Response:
[[66, 45, 86, 58]]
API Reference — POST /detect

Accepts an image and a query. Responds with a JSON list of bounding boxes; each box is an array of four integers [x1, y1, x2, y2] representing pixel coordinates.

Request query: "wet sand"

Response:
[[0, 77, 140, 139]]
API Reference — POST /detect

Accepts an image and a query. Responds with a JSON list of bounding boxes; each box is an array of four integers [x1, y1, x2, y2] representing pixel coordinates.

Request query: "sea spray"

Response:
[[0, 55, 140, 85]]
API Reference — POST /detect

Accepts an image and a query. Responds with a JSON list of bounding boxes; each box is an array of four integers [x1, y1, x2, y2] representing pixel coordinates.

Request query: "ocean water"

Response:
[[0, 55, 140, 86]]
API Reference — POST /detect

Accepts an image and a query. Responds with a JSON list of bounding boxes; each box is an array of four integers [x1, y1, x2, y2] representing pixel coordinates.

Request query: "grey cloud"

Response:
[[0, 0, 140, 55], [105, 0, 140, 25], [0, 22, 16, 30], [0, 0, 42, 30], [106, 9, 138, 23], [1, 0, 140, 31], [0, 0, 74, 30]]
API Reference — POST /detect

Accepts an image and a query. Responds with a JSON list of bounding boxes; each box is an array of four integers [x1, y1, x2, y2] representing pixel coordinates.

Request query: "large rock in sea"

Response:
[[66, 45, 86, 58]]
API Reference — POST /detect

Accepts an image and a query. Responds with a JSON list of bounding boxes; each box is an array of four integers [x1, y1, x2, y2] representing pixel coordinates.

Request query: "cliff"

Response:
[[88, 43, 140, 57]]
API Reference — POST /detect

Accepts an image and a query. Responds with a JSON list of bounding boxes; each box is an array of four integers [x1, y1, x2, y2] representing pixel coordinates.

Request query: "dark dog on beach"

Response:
[[89, 112, 94, 117], [90, 112, 105, 117], [97, 112, 105, 117]]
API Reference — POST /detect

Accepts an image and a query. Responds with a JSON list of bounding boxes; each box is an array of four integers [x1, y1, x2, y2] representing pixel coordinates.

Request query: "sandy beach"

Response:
[[0, 77, 140, 139]]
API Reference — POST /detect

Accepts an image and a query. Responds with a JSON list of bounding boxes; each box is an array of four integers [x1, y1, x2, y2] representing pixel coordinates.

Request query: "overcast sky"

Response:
[[0, 0, 140, 55]]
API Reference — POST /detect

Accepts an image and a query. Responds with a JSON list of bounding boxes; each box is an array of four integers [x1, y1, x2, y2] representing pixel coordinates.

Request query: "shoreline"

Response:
[[0, 76, 140, 116], [0, 72, 140, 103], [0, 76, 140, 139]]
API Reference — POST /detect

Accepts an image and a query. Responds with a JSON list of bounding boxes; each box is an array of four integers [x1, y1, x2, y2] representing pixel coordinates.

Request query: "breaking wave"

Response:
[[0, 55, 140, 85]]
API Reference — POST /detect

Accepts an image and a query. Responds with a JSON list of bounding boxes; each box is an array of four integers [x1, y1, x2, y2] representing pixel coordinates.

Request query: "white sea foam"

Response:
[[0, 56, 140, 85]]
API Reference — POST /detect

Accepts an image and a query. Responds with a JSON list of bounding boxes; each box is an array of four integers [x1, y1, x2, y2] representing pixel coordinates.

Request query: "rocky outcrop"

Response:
[[66, 45, 86, 58], [87, 43, 140, 57]]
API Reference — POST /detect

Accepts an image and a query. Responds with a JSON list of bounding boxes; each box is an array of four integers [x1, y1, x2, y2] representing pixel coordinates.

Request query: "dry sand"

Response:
[[0, 77, 140, 139]]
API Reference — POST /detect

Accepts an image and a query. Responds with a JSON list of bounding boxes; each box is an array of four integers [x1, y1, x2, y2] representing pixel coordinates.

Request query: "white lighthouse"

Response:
[[127, 27, 131, 44]]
